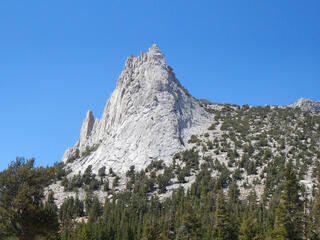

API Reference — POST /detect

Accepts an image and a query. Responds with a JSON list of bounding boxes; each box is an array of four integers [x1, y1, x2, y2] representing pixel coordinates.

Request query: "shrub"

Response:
[[66, 149, 80, 164], [98, 166, 106, 177], [208, 123, 216, 130], [188, 135, 201, 144], [113, 176, 120, 188], [81, 144, 99, 157], [206, 140, 213, 149], [146, 160, 164, 172]]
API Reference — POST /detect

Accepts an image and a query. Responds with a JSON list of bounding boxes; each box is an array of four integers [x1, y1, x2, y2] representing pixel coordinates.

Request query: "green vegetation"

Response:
[[2, 105, 320, 239], [0, 158, 59, 239], [66, 149, 80, 164], [3, 157, 320, 239], [81, 144, 99, 158]]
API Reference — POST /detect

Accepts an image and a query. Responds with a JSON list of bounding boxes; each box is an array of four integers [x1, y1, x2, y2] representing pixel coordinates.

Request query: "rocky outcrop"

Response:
[[62, 44, 211, 175], [291, 98, 320, 113], [79, 111, 95, 148]]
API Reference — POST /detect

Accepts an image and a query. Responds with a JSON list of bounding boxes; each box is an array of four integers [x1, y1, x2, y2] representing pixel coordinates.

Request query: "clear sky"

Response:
[[1, 0, 319, 170]]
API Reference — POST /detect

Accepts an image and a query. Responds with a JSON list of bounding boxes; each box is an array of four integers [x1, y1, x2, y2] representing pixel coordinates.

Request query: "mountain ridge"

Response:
[[291, 98, 320, 112], [52, 45, 320, 207], [62, 45, 320, 177]]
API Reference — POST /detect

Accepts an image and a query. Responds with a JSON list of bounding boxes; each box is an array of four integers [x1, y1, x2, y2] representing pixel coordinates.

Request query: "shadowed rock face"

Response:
[[62, 44, 211, 174], [291, 98, 320, 113]]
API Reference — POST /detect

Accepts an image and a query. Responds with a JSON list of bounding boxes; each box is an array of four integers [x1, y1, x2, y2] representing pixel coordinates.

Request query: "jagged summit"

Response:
[[291, 98, 320, 113], [62, 45, 210, 174]]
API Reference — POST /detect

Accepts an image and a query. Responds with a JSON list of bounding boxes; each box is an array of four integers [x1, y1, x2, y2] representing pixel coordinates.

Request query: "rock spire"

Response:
[[62, 45, 210, 174]]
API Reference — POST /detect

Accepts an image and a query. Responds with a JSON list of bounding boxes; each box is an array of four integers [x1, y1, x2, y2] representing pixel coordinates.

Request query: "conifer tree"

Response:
[[309, 169, 320, 239], [228, 179, 240, 218], [272, 162, 303, 240], [0, 157, 59, 240], [228, 180, 240, 205], [213, 189, 233, 240], [74, 193, 85, 217], [44, 191, 60, 239], [180, 205, 202, 239], [88, 196, 102, 223], [239, 215, 259, 240], [142, 216, 161, 240], [45, 190, 58, 216]]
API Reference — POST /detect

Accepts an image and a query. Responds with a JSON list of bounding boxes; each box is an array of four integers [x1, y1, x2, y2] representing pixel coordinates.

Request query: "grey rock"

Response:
[[62, 44, 211, 175], [79, 110, 95, 148], [291, 98, 320, 113]]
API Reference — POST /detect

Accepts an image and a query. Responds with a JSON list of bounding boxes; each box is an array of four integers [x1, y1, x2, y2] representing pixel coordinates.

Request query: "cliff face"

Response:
[[62, 44, 211, 174]]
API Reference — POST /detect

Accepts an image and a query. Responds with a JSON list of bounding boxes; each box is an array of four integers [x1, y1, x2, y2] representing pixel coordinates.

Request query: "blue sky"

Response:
[[0, 0, 319, 170]]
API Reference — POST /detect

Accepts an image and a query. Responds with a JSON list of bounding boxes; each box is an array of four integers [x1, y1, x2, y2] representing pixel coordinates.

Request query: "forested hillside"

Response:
[[1, 104, 320, 239]]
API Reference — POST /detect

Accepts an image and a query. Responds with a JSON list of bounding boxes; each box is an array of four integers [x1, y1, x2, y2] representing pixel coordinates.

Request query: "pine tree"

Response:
[[0, 157, 59, 239], [45, 190, 58, 215], [247, 190, 259, 213], [271, 201, 289, 240], [309, 169, 320, 239], [228, 179, 240, 217], [142, 216, 161, 240], [44, 191, 60, 239], [74, 193, 85, 217], [79, 223, 92, 240], [88, 196, 102, 223], [213, 189, 233, 240], [272, 162, 303, 240], [228, 180, 240, 205], [180, 205, 202, 239], [239, 214, 263, 240]]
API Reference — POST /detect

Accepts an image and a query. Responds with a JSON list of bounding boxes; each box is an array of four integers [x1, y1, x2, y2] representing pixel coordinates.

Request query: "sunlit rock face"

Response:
[[291, 98, 320, 113], [62, 44, 211, 175]]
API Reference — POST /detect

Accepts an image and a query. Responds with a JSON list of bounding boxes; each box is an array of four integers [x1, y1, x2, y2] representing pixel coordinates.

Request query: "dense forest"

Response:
[[1, 156, 320, 240], [1, 105, 320, 240]]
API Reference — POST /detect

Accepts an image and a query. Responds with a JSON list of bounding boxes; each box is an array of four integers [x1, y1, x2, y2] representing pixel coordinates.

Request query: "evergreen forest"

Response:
[[1, 104, 320, 240]]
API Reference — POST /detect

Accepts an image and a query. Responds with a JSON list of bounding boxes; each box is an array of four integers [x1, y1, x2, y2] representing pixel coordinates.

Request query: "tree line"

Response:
[[1, 157, 320, 239]]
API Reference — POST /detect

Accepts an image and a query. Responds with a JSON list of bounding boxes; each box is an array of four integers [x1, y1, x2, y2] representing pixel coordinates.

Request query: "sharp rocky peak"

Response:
[[125, 44, 164, 67], [62, 45, 210, 175]]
